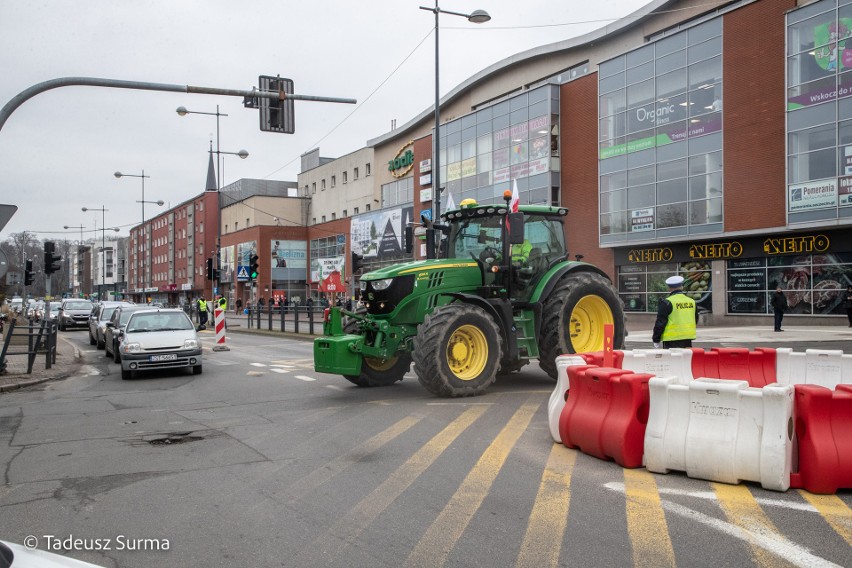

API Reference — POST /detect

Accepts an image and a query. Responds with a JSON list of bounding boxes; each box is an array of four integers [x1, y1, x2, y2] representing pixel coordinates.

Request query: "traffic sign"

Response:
[[237, 266, 249, 281]]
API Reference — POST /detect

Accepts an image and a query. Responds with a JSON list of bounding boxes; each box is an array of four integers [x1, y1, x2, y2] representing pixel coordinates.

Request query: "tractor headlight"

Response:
[[371, 278, 394, 291]]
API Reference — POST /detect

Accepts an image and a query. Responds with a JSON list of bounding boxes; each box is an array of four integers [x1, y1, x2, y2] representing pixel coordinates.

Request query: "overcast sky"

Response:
[[0, 0, 648, 243]]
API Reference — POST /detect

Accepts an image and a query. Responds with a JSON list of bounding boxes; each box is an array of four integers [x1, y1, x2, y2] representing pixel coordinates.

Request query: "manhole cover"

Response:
[[147, 432, 204, 445]]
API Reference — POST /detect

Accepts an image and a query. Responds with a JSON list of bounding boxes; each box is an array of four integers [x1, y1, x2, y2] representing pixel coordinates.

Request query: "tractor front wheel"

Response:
[[342, 315, 411, 387], [413, 303, 502, 397], [538, 272, 625, 379]]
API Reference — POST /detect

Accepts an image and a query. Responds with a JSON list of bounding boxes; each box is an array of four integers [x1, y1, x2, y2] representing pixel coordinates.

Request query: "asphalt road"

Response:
[[0, 329, 849, 567]]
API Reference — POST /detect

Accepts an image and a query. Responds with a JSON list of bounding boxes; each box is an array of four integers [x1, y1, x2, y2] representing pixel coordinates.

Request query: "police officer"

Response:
[[652, 275, 698, 348], [197, 297, 208, 327]]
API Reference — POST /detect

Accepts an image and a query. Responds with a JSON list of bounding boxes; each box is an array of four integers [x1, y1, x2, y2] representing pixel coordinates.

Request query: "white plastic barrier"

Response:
[[548, 355, 586, 443], [644, 377, 794, 491], [621, 348, 693, 385], [775, 348, 852, 389]]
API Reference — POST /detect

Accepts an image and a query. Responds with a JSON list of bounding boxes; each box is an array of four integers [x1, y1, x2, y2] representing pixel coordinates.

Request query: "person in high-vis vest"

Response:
[[652, 275, 698, 349], [197, 297, 208, 327]]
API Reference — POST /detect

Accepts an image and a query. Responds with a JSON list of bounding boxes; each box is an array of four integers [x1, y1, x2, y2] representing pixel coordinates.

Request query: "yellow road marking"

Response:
[[799, 491, 852, 548], [291, 406, 488, 565], [624, 469, 675, 568], [404, 398, 541, 568], [713, 483, 794, 568], [515, 444, 576, 568], [282, 415, 422, 504]]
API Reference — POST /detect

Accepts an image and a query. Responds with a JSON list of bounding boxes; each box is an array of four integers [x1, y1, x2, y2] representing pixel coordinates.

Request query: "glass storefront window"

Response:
[[727, 254, 852, 314], [619, 261, 712, 313]]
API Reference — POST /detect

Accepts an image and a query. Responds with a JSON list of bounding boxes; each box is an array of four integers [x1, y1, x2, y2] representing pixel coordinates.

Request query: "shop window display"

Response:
[[618, 260, 712, 313]]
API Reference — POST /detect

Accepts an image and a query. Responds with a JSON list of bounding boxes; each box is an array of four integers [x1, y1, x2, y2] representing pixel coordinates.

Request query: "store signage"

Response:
[[788, 179, 837, 212], [763, 234, 830, 255], [626, 247, 673, 263], [144, 287, 158, 293], [181, 283, 192, 290], [420, 173, 432, 187], [630, 208, 654, 232], [420, 188, 432, 202], [419, 159, 431, 173], [689, 241, 743, 260], [388, 141, 415, 178], [839, 175, 852, 206]]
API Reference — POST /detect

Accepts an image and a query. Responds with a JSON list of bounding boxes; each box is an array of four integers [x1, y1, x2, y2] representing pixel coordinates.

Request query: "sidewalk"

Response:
[[626, 324, 852, 345], [0, 335, 81, 392]]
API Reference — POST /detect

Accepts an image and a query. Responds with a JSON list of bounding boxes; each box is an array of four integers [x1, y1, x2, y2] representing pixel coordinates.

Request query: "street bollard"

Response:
[[212, 308, 230, 351], [308, 307, 314, 335]]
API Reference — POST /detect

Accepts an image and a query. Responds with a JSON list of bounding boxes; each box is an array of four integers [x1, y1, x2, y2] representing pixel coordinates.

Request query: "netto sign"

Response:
[[388, 141, 415, 178], [627, 247, 673, 263], [763, 234, 830, 255], [689, 241, 743, 259]]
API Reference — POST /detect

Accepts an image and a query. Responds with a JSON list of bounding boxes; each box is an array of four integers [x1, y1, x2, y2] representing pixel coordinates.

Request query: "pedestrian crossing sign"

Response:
[[237, 266, 249, 280]]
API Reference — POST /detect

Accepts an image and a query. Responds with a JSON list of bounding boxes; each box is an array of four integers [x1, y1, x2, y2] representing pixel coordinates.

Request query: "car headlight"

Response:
[[184, 339, 198, 349], [370, 278, 394, 291], [123, 343, 141, 353]]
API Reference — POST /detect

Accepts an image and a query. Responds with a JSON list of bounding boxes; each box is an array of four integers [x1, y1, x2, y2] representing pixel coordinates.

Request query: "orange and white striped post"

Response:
[[212, 307, 230, 351]]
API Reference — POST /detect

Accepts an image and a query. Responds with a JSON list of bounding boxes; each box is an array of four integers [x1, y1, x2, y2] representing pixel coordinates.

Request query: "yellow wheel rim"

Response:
[[364, 356, 398, 372], [446, 324, 488, 380], [569, 295, 614, 353]]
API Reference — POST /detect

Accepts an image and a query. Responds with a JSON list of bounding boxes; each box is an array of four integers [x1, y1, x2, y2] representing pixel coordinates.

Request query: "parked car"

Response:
[[9, 297, 23, 313], [27, 300, 45, 321], [89, 301, 133, 349], [46, 302, 61, 321], [104, 305, 148, 363], [57, 299, 94, 331], [118, 309, 202, 380]]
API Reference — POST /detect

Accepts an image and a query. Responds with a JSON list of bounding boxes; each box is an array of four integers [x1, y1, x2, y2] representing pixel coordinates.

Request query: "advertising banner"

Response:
[[839, 175, 852, 206], [271, 240, 307, 268], [310, 256, 345, 292], [350, 207, 413, 260], [789, 179, 837, 212], [631, 208, 654, 232]]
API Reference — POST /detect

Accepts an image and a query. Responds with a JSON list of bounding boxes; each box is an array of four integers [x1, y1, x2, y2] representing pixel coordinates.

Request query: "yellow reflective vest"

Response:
[[198, 299, 207, 313], [661, 293, 696, 342]]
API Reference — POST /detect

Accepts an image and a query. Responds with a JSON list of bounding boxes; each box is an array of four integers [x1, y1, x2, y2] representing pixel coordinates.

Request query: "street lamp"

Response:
[[82, 206, 118, 298], [419, 2, 490, 258], [114, 170, 163, 297], [177, 104, 248, 300]]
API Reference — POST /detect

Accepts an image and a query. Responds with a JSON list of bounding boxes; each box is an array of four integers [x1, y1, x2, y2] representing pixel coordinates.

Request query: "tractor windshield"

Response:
[[446, 214, 505, 261]]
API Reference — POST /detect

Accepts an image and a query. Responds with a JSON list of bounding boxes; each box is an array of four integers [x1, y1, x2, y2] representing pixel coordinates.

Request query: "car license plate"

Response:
[[150, 354, 178, 362]]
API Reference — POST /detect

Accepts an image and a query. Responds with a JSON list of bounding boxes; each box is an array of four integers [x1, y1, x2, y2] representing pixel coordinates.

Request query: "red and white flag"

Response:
[[510, 179, 520, 212]]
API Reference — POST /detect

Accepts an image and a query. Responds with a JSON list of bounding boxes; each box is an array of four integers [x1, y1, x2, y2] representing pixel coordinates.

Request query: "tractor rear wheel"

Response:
[[538, 272, 625, 379], [413, 303, 502, 397], [342, 315, 411, 387]]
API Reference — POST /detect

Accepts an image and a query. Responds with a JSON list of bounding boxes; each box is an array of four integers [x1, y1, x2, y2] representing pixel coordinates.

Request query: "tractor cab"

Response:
[[441, 198, 568, 300]]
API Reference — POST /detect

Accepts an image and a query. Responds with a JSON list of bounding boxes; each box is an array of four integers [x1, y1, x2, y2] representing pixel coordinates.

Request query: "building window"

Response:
[[366, 204, 371, 212], [354, 167, 359, 180], [312, 182, 316, 194], [343, 171, 348, 184], [331, 175, 336, 188], [598, 17, 723, 242], [332, 213, 337, 220], [382, 176, 414, 208], [366, 163, 371, 176], [354, 207, 359, 214], [246, 218, 250, 227], [235, 222, 238, 231], [322, 179, 326, 190], [342, 209, 347, 217], [321, 215, 326, 222], [786, 0, 852, 222], [312, 217, 316, 225]]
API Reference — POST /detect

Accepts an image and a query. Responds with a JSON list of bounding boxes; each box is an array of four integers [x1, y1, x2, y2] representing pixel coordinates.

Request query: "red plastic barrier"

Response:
[[790, 384, 852, 494], [576, 351, 625, 368], [689, 347, 777, 387], [558, 366, 652, 468]]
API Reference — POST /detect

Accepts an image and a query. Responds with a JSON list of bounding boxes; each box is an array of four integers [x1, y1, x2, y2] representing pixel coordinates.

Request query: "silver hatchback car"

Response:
[[118, 309, 202, 380]]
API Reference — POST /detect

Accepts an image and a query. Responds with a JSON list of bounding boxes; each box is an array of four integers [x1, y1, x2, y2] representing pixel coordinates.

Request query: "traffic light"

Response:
[[351, 252, 364, 274], [259, 75, 295, 134], [249, 254, 259, 280], [206, 258, 214, 281], [43, 241, 62, 274], [24, 259, 34, 285]]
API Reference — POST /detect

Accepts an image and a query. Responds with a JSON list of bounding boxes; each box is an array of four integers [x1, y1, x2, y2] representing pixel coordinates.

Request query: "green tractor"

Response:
[[314, 195, 625, 397]]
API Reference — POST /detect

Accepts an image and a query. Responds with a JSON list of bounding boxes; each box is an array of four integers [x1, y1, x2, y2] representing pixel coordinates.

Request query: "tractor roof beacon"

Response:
[[314, 192, 626, 397]]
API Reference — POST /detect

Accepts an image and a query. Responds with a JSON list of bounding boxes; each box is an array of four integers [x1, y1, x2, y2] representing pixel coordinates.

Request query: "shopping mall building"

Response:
[[127, 0, 852, 325], [299, 0, 851, 326]]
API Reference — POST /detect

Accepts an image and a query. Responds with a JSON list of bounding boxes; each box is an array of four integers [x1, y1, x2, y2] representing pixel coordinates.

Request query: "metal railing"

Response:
[[0, 317, 58, 374], [244, 305, 321, 335]]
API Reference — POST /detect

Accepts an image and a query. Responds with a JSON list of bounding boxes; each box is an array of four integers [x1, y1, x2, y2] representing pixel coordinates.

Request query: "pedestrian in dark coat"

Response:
[[845, 285, 852, 327], [770, 287, 788, 332]]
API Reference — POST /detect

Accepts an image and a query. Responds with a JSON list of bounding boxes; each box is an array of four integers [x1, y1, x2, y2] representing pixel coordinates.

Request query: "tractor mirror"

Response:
[[404, 226, 413, 254], [508, 213, 525, 244]]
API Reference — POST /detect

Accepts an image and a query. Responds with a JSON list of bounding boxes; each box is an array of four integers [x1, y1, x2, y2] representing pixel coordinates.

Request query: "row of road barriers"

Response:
[[547, 347, 852, 494]]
